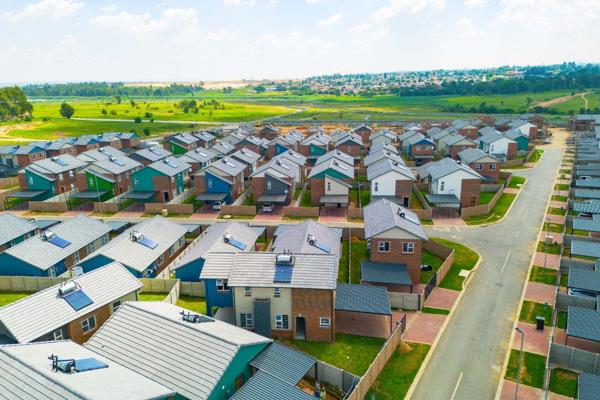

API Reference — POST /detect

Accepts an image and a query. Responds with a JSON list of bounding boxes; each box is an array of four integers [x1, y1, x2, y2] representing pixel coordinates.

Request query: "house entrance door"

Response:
[[295, 316, 306, 340]]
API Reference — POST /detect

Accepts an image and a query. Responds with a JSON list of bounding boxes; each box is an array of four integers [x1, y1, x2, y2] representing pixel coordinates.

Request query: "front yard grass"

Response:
[[367, 342, 430, 399], [479, 191, 496, 205], [529, 266, 558, 285], [560, 274, 569, 288], [529, 149, 544, 164], [464, 193, 516, 225], [505, 350, 546, 389], [519, 300, 553, 324], [411, 192, 423, 209], [349, 188, 371, 208], [554, 183, 570, 191], [551, 195, 568, 202], [421, 307, 450, 315], [434, 238, 479, 291], [557, 311, 568, 329], [338, 237, 368, 284], [508, 176, 526, 189], [0, 291, 34, 307], [548, 207, 566, 216], [536, 241, 562, 255], [175, 296, 207, 315], [280, 333, 385, 376], [549, 368, 578, 398], [420, 250, 445, 284], [138, 292, 168, 301], [543, 222, 564, 233], [300, 189, 312, 207]]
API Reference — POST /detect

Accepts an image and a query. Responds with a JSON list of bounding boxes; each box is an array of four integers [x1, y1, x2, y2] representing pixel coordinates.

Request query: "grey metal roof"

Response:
[[231, 148, 261, 165], [397, 131, 419, 142], [147, 158, 191, 177], [239, 135, 263, 146], [81, 216, 187, 273], [315, 150, 355, 167], [335, 133, 363, 147], [364, 198, 428, 240], [132, 146, 172, 162], [405, 133, 433, 146], [367, 158, 415, 181], [249, 342, 315, 385], [91, 156, 142, 175], [579, 373, 600, 400], [301, 132, 330, 146], [320, 194, 349, 204], [479, 126, 501, 136], [28, 154, 87, 174], [417, 157, 482, 180], [230, 370, 314, 400], [86, 301, 271, 400], [504, 129, 528, 140], [425, 127, 441, 137], [11, 145, 45, 155], [251, 157, 298, 179], [568, 267, 600, 292], [0, 262, 141, 344], [205, 156, 246, 177], [172, 222, 260, 271], [4, 215, 111, 271], [575, 189, 600, 200], [171, 133, 199, 145], [335, 283, 391, 315], [211, 141, 235, 155], [573, 215, 600, 232], [0, 340, 175, 400], [0, 214, 37, 247], [432, 129, 453, 141], [193, 131, 216, 142], [480, 132, 515, 145], [78, 146, 127, 162], [426, 193, 461, 205], [567, 306, 600, 342], [307, 158, 354, 179], [185, 147, 217, 163], [361, 261, 412, 285], [571, 240, 600, 259], [271, 220, 341, 259], [458, 148, 500, 164], [364, 149, 404, 167], [272, 149, 307, 166], [573, 200, 600, 214], [369, 142, 399, 155], [370, 129, 396, 142], [221, 252, 338, 289], [576, 178, 600, 189]]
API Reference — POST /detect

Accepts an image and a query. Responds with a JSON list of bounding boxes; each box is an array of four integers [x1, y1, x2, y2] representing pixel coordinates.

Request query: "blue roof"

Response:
[[573, 216, 600, 232], [571, 240, 600, 259], [335, 283, 391, 315], [575, 189, 600, 200], [361, 261, 412, 285], [250, 343, 315, 385], [567, 306, 600, 342], [580, 373, 600, 400], [231, 371, 315, 400], [573, 200, 600, 214], [569, 268, 600, 292]]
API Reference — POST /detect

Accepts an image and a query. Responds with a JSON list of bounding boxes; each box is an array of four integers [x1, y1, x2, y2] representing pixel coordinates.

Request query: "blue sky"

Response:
[[1, 0, 599, 83]]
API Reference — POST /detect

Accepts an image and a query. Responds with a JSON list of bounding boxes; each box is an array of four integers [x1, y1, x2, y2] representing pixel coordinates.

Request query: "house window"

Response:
[[490, 164, 497, 170], [475, 163, 482, 170], [59, 173, 64, 182], [374, 182, 379, 192], [274, 287, 281, 297], [440, 181, 445, 191], [87, 242, 95, 253], [52, 329, 63, 340], [216, 279, 229, 292], [73, 251, 80, 263], [69, 170, 74, 178], [267, 181, 272, 190], [378, 241, 390, 252], [319, 317, 331, 328], [30, 154, 35, 161], [159, 254, 165, 264], [134, 178, 139, 186], [112, 300, 121, 312], [88, 177, 93, 186], [208, 179, 213, 189], [179, 237, 185, 247], [102, 235, 109, 245], [9, 240, 16, 248], [327, 182, 331, 192], [28, 176, 33, 185], [275, 314, 289, 330], [117, 175, 122, 182], [169, 246, 175, 256], [81, 316, 97, 334], [244, 287, 252, 296], [240, 313, 253, 328], [402, 242, 415, 253]]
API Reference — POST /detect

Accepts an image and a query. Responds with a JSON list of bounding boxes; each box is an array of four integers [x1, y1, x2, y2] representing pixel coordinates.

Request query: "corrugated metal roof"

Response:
[[91, 156, 142, 175], [211, 141, 234, 155], [315, 150, 354, 167], [231, 148, 261, 164], [573, 216, 600, 232], [417, 157, 482, 180], [249, 342, 315, 385], [0, 262, 142, 343], [272, 149, 307, 167], [573, 200, 600, 214], [205, 157, 245, 176], [366, 157, 415, 181], [576, 178, 600, 189], [363, 149, 404, 167], [271, 220, 341, 259], [335, 283, 391, 315], [307, 158, 354, 179], [86, 302, 271, 400], [28, 154, 87, 174], [0, 214, 37, 247], [571, 240, 600, 258], [147, 158, 191, 176], [369, 142, 400, 155], [567, 306, 600, 342], [458, 148, 499, 164], [579, 373, 600, 400], [81, 216, 187, 273], [360, 261, 412, 285], [4, 215, 111, 271], [132, 146, 172, 162], [250, 158, 298, 179], [193, 131, 216, 142], [363, 199, 428, 240], [0, 340, 175, 400], [78, 146, 126, 162], [185, 147, 217, 163], [568, 267, 600, 292], [231, 371, 316, 400]]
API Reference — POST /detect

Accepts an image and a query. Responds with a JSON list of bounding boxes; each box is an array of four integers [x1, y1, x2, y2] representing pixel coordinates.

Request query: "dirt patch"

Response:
[[536, 92, 588, 108], [0, 123, 37, 142]]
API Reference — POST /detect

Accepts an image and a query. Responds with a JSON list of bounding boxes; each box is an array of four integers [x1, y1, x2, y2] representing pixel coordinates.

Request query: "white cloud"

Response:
[[372, 0, 445, 21], [56, 33, 78, 52], [3, 0, 84, 22], [456, 17, 483, 38], [266, 0, 278, 8], [306, 0, 327, 3], [100, 2, 118, 12], [223, 0, 256, 6], [464, 0, 487, 7], [317, 12, 342, 28], [90, 8, 199, 38], [348, 22, 371, 32]]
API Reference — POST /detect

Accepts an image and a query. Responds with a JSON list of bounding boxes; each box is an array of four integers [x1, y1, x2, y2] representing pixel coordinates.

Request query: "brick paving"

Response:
[[552, 190, 569, 197], [512, 322, 552, 356], [545, 214, 566, 224], [424, 288, 460, 310], [538, 231, 563, 244], [499, 380, 542, 400], [433, 217, 466, 226], [533, 252, 560, 269], [524, 282, 557, 306], [402, 313, 446, 345], [504, 187, 520, 195], [548, 200, 567, 209]]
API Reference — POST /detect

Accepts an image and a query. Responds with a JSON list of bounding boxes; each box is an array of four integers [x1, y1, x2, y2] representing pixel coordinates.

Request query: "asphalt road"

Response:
[[411, 145, 563, 399]]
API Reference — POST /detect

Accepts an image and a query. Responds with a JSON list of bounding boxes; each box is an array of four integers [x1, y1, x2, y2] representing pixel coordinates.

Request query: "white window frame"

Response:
[[490, 164, 497, 170], [159, 253, 165, 264], [88, 242, 95, 253], [319, 317, 331, 328], [378, 241, 390, 253], [266, 180, 272, 190], [240, 313, 253, 328], [81, 315, 97, 334], [134, 178, 139, 186], [112, 300, 121, 312], [216, 279, 229, 292], [275, 314, 289, 330], [402, 242, 415, 254], [244, 287, 252, 296], [274, 287, 281, 297], [69, 170, 74, 178], [52, 329, 63, 340], [475, 163, 482, 170], [374, 181, 379, 192], [28, 176, 33, 185], [440, 181, 445, 191], [208, 179, 213, 189], [73, 251, 80, 263]]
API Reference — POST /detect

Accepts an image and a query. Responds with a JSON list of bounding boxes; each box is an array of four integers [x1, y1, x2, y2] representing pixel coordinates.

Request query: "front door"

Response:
[[253, 299, 272, 338], [163, 191, 170, 202], [403, 196, 409, 207], [295, 316, 306, 340]]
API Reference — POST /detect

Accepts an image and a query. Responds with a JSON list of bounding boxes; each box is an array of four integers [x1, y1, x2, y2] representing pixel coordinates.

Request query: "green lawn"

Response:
[[175, 296, 207, 315], [464, 193, 516, 225], [0, 292, 34, 307], [138, 292, 168, 301], [420, 250, 445, 284], [528, 149, 544, 164], [536, 241, 562, 255], [543, 222, 564, 233], [557, 311, 568, 329], [338, 238, 369, 284], [368, 342, 430, 399], [434, 238, 479, 291], [554, 183, 570, 191], [280, 334, 385, 376], [560, 274, 569, 287], [508, 176, 526, 189], [421, 307, 450, 315], [549, 368, 578, 398], [505, 350, 546, 389], [551, 195, 568, 202], [529, 266, 557, 285], [479, 191, 497, 205], [243, 195, 255, 206], [300, 189, 312, 207], [411, 192, 424, 209], [548, 207, 566, 216], [349, 188, 371, 208], [519, 300, 553, 324]]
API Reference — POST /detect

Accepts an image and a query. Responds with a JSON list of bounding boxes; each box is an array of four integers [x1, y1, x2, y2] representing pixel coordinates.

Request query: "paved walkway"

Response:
[[403, 313, 446, 345], [538, 231, 563, 244], [545, 214, 566, 224], [512, 321, 552, 355], [423, 288, 460, 310], [524, 282, 557, 306], [499, 380, 542, 400], [533, 252, 560, 269], [433, 217, 466, 226]]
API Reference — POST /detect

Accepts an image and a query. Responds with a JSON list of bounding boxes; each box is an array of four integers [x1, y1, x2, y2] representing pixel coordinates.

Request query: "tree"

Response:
[[59, 103, 75, 119], [101, 109, 107, 115], [143, 128, 150, 136], [134, 117, 142, 123], [254, 85, 266, 93], [130, 99, 136, 108], [0, 86, 33, 121], [115, 95, 122, 104]]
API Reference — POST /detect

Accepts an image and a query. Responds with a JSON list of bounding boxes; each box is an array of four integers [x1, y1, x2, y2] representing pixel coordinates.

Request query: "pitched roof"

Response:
[[77, 146, 126, 163], [504, 129, 529, 140], [0, 262, 141, 343], [369, 142, 399, 155], [366, 158, 415, 181], [91, 156, 142, 175], [171, 133, 199, 145], [416, 157, 482, 180], [85, 301, 271, 400], [397, 130, 420, 142], [211, 141, 235, 155], [573, 215, 600, 232], [0, 340, 175, 400], [335, 133, 363, 147], [361, 261, 412, 285], [335, 283, 391, 315], [184, 147, 217, 163], [363, 198, 428, 240], [146, 157, 190, 176], [230, 370, 314, 400], [231, 148, 261, 165], [568, 267, 600, 292], [249, 342, 316, 386], [571, 240, 600, 258], [4, 215, 111, 271], [0, 214, 37, 247], [271, 220, 341, 258], [307, 158, 354, 179], [301, 132, 330, 146], [315, 150, 354, 167], [193, 131, 216, 142], [478, 126, 501, 136], [132, 146, 172, 162], [579, 373, 600, 400], [458, 148, 500, 164], [272, 149, 307, 166], [206, 156, 246, 176], [363, 149, 404, 167], [405, 133, 433, 146], [81, 216, 187, 273], [479, 132, 509, 144], [441, 134, 474, 146], [28, 154, 87, 174], [250, 158, 298, 179], [370, 129, 396, 142], [567, 306, 600, 342]]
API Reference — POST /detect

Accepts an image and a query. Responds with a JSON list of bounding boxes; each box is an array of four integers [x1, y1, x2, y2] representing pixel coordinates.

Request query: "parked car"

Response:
[[568, 287, 599, 300], [261, 203, 274, 213], [211, 201, 223, 211]]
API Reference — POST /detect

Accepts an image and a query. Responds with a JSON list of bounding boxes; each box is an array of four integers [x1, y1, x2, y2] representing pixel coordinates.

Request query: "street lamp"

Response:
[[514, 327, 525, 400], [544, 217, 551, 269]]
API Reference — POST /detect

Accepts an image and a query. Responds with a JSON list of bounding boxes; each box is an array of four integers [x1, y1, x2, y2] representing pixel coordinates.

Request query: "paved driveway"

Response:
[[410, 137, 564, 399]]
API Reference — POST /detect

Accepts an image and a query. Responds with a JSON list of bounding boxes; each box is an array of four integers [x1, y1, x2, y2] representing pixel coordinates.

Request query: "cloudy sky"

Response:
[[1, 0, 600, 83]]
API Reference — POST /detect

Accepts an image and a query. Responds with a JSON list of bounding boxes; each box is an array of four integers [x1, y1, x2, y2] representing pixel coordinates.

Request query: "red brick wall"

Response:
[[460, 179, 481, 207], [292, 288, 335, 342], [18, 173, 27, 190], [310, 178, 324, 205], [194, 175, 206, 195], [528, 126, 538, 141], [395, 180, 413, 207], [470, 162, 500, 183], [458, 128, 478, 140], [75, 172, 87, 192], [152, 175, 174, 203], [506, 142, 518, 160], [335, 310, 391, 339], [412, 145, 434, 158], [449, 143, 477, 159], [252, 177, 264, 202], [370, 238, 422, 284], [236, 143, 261, 154], [361, 280, 413, 293], [67, 304, 111, 344], [336, 143, 361, 157]]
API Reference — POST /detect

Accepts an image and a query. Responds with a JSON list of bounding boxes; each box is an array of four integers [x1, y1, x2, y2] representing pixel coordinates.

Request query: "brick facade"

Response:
[[449, 143, 477, 160], [460, 179, 481, 208], [394, 180, 413, 208], [506, 142, 518, 160], [291, 288, 335, 342], [370, 238, 422, 284], [470, 162, 500, 183], [16, 151, 46, 168], [335, 142, 361, 158], [310, 178, 324, 206], [458, 127, 479, 140], [66, 304, 111, 344]]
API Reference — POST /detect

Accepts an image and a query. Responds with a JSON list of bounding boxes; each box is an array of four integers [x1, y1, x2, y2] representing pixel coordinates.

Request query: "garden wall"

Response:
[[305, 361, 359, 396], [0, 276, 67, 292], [28, 201, 69, 213], [220, 205, 256, 216], [0, 177, 19, 188], [423, 241, 455, 285], [347, 207, 363, 219], [387, 292, 421, 310], [460, 181, 506, 218], [94, 201, 120, 213], [549, 343, 600, 375], [144, 203, 194, 215], [282, 206, 320, 217], [139, 278, 180, 304]]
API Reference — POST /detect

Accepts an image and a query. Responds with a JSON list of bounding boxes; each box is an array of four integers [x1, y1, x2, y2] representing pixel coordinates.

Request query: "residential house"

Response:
[[431, 129, 453, 147], [494, 117, 512, 131], [204, 252, 338, 342], [508, 119, 538, 142], [439, 134, 477, 159], [258, 125, 280, 141], [71, 135, 100, 154], [0, 262, 141, 344], [363, 149, 405, 168], [479, 126, 501, 138], [183, 147, 217, 172], [195, 157, 245, 206], [271, 149, 308, 183], [405, 134, 435, 165], [222, 129, 249, 147], [78, 215, 187, 278], [235, 135, 264, 155], [458, 148, 501, 183], [212, 141, 236, 157], [96, 133, 122, 149], [351, 124, 372, 144], [75, 156, 142, 200], [369, 141, 399, 156], [129, 157, 190, 203], [455, 123, 479, 140], [0, 215, 111, 277], [0, 214, 37, 253], [130, 146, 172, 166], [307, 157, 354, 207], [0, 144, 46, 169], [504, 128, 530, 151], [369, 129, 396, 148], [271, 220, 342, 263], [299, 132, 330, 164], [479, 132, 517, 161], [250, 158, 298, 207], [416, 157, 483, 208], [231, 147, 262, 176], [333, 133, 363, 163], [520, 113, 545, 129], [314, 149, 355, 168], [165, 133, 200, 154], [43, 140, 77, 158], [398, 130, 420, 151], [171, 221, 260, 284], [266, 131, 303, 159], [112, 132, 140, 148], [193, 130, 217, 148], [425, 127, 442, 138], [0, 340, 175, 399], [362, 199, 428, 292], [76, 146, 127, 163], [16, 154, 88, 200], [367, 158, 416, 207], [86, 301, 272, 400]]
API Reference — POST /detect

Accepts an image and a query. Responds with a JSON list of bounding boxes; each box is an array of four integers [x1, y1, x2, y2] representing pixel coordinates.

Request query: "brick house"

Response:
[[231, 147, 262, 176], [0, 144, 46, 169], [271, 149, 308, 183], [0, 262, 141, 344], [439, 134, 477, 160], [367, 158, 416, 208], [75, 156, 142, 200], [364, 148, 405, 168], [193, 130, 217, 148], [181, 147, 217, 172], [71, 135, 100, 154], [479, 132, 518, 161], [361, 199, 429, 292], [17, 154, 88, 200], [299, 133, 330, 165], [130, 146, 173, 166], [129, 158, 191, 203], [250, 158, 298, 206], [195, 157, 245, 205], [369, 129, 396, 149], [258, 125, 280, 141], [307, 158, 354, 207], [44, 141, 77, 158], [405, 134, 435, 165], [334, 133, 363, 163], [351, 124, 372, 144], [458, 148, 501, 183], [211, 141, 236, 157], [508, 119, 538, 142], [235, 135, 264, 155], [165, 133, 200, 154], [456, 124, 479, 140]]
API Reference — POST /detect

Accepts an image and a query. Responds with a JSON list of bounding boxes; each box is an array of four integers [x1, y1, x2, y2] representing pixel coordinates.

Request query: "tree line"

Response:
[[22, 82, 205, 97], [0, 86, 33, 121]]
